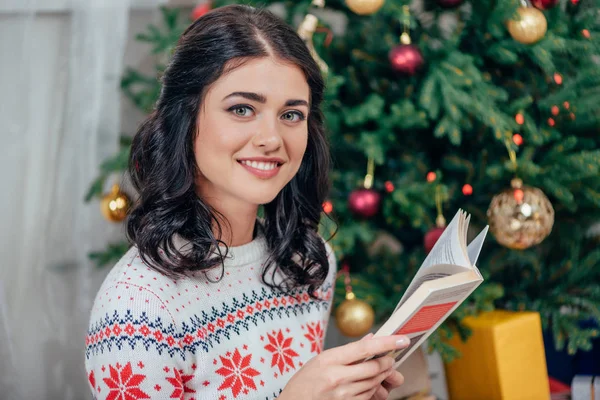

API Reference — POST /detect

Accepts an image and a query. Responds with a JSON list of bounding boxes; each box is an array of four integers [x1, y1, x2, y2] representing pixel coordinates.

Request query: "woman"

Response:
[[85, 5, 409, 399]]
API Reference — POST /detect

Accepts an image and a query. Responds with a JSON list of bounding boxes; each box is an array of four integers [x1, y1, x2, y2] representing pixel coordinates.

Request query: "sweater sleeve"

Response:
[[84, 283, 186, 400]]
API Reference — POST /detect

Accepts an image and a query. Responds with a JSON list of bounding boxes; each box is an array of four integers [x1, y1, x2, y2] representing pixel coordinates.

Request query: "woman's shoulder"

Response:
[[89, 246, 185, 324], [318, 233, 336, 264], [316, 234, 338, 287], [85, 246, 188, 364], [96, 246, 175, 291]]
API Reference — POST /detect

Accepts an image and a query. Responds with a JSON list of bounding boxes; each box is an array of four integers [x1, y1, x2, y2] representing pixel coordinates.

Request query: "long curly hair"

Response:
[[126, 4, 332, 295]]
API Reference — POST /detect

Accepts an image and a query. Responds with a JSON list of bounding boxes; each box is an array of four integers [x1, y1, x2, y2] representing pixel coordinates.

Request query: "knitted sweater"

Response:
[[84, 230, 336, 400]]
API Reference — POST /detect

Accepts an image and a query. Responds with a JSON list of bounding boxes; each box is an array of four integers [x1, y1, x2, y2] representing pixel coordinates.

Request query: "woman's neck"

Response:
[[211, 200, 259, 247]]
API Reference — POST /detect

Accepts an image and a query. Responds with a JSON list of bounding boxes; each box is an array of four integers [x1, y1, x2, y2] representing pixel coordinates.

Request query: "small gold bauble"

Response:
[[335, 295, 375, 337], [100, 184, 131, 222], [345, 0, 385, 15], [487, 179, 554, 250], [297, 14, 329, 75], [507, 7, 548, 45]]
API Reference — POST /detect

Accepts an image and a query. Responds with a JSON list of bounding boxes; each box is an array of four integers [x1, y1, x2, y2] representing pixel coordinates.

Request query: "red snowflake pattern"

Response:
[[102, 362, 151, 400], [165, 368, 196, 399], [216, 348, 261, 398], [88, 370, 96, 391], [304, 321, 324, 354], [264, 329, 300, 374]]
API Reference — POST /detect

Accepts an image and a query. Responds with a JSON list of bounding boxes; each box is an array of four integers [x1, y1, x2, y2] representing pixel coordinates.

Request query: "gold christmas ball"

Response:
[[335, 295, 375, 337], [100, 184, 131, 222], [507, 7, 547, 45], [345, 0, 385, 15], [487, 178, 554, 250]]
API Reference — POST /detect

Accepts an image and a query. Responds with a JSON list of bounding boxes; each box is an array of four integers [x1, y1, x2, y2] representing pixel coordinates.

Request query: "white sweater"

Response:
[[85, 231, 336, 400]]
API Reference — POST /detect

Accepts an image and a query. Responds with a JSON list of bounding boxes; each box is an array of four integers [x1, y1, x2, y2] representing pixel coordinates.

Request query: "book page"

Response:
[[396, 210, 472, 308], [420, 210, 471, 271], [467, 225, 489, 267], [393, 263, 470, 312]]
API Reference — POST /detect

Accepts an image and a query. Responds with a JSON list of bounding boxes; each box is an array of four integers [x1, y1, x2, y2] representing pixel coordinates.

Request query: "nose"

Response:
[[251, 118, 283, 152]]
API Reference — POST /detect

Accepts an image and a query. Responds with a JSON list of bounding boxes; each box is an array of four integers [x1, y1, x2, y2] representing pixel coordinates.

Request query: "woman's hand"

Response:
[[370, 368, 405, 400], [278, 334, 409, 400]]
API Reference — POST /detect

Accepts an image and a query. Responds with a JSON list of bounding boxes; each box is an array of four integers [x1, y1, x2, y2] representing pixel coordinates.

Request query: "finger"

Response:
[[343, 356, 394, 382], [383, 370, 405, 389], [360, 333, 374, 341], [355, 386, 379, 400], [324, 335, 410, 365], [345, 367, 393, 397], [374, 385, 389, 400]]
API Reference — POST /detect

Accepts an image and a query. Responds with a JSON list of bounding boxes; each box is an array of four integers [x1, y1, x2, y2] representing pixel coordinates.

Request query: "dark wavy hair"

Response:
[[126, 4, 332, 296]]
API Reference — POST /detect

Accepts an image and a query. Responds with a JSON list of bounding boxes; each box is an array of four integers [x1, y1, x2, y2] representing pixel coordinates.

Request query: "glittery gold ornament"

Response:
[[297, 14, 329, 75], [100, 184, 131, 222], [335, 293, 375, 337], [345, 0, 385, 15], [507, 7, 547, 45], [487, 178, 554, 250]]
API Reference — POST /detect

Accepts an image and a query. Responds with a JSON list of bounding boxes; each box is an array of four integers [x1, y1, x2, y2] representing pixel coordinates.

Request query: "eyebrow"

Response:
[[222, 91, 309, 107]]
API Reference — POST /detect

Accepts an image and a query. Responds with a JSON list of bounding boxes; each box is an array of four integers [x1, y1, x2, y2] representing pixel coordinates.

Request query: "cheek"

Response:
[[195, 120, 250, 167], [287, 132, 309, 172]]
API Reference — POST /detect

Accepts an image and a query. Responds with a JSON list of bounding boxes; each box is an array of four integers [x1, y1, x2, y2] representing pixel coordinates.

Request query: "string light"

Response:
[[322, 200, 333, 213], [384, 181, 395, 193], [513, 134, 524, 146], [427, 172, 437, 182], [554, 73, 563, 85], [582, 29, 591, 38], [563, 101, 570, 109], [548, 118, 556, 127], [551, 105, 559, 116], [570, 113, 576, 120], [515, 113, 525, 125], [462, 184, 473, 196]]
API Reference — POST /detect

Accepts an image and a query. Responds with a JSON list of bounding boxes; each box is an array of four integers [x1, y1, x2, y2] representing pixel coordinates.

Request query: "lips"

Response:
[[236, 158, 284, 179]]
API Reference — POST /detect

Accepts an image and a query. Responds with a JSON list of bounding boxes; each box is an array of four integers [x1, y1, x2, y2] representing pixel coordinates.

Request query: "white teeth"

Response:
[[239, 160, 278, 171]]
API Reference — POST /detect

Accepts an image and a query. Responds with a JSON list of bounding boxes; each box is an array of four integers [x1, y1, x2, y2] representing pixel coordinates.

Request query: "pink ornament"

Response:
[[437, 0, 464, 7], [424, 226, 445, 253], [348, 189, 381, 218], [389, 44, 424, 75], [532, 0, 559, 9]]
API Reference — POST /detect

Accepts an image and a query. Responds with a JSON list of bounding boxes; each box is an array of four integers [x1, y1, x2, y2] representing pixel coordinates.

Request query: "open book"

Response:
[[368, 209, 488, 367]]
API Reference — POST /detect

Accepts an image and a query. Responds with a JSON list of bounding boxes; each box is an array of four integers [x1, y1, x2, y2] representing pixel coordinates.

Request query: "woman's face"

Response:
[[194, 57, 310, 209]]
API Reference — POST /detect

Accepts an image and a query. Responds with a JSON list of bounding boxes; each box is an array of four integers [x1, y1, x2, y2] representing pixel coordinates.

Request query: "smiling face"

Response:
[[194, 56, 310, 210]]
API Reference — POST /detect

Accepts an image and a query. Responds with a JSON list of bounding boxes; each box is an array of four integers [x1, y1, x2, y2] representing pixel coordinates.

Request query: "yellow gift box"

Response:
[[444, 310, 550, 400]]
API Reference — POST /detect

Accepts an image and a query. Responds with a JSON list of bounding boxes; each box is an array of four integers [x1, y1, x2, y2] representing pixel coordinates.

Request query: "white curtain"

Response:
[[0, 0, 167, 398]]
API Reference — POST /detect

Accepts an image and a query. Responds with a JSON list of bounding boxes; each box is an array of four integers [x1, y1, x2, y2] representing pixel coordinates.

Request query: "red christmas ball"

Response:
[[424, 226, 445, 253], [348, 189, 381, 218], [437, 0, 464, 7], [191, 2, 211, 20], [389, 44, 424, 76], [532, 0, 558, 9]]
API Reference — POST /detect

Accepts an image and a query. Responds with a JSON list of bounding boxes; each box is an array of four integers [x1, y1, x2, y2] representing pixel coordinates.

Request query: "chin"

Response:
[[243, 190, 281, 206]]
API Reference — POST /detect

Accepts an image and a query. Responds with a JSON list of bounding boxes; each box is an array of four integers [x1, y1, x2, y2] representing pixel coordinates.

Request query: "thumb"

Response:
[[360, 333, 374, 341]]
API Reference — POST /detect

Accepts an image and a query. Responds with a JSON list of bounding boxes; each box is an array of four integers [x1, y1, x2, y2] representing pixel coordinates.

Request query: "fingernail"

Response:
[[396, 336, 410, 348]]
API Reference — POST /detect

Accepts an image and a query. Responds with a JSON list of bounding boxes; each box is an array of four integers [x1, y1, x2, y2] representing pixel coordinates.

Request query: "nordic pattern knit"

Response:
[[84, 231, 336, 400]]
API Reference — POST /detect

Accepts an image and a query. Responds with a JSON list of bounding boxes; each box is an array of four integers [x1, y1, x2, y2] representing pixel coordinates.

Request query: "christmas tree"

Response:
[[86, 0, 600, 360]]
